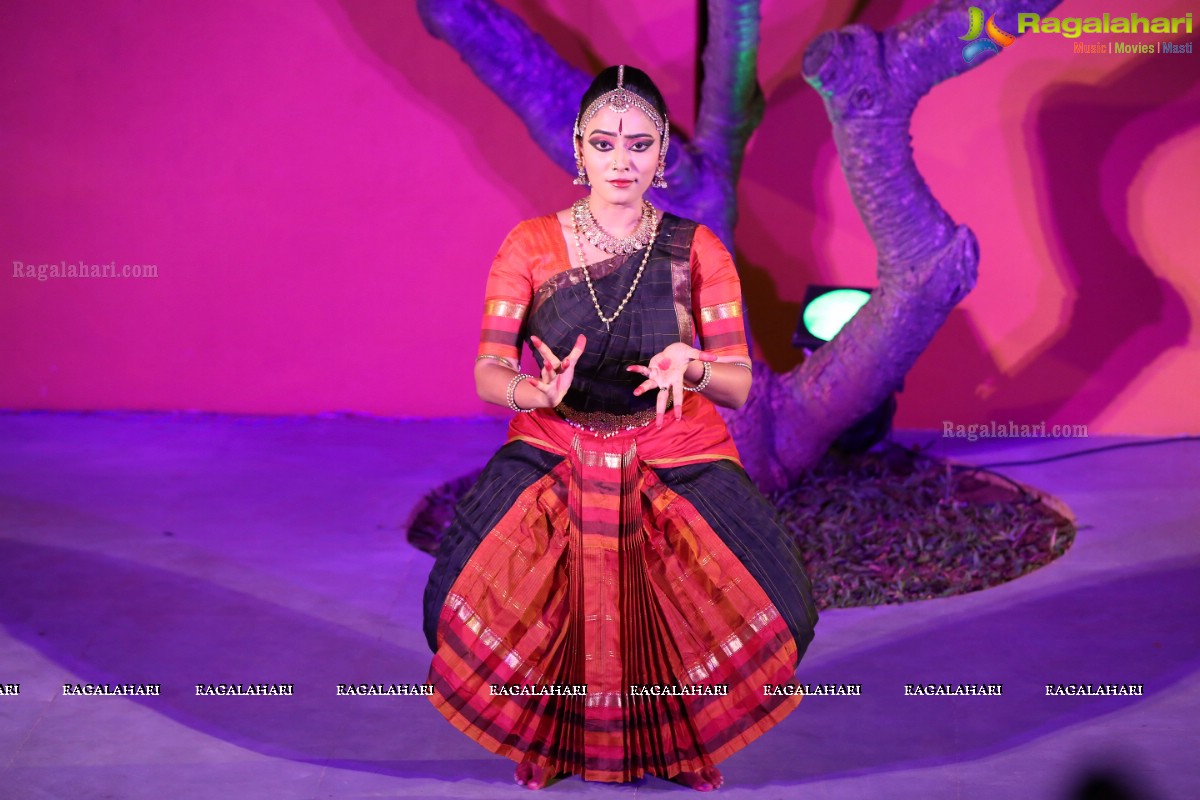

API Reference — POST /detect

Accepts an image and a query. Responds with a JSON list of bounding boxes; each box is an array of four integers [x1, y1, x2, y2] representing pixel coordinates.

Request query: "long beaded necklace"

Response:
[[572, 198, 657, 255], [571, 208, 659, 332]]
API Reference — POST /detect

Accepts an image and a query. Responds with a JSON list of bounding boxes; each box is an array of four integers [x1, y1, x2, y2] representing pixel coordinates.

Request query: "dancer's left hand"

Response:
[[626, 342, 717, 428]]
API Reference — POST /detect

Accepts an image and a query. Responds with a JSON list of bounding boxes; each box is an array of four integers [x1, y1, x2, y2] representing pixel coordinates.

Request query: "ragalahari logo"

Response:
[[960, 7, 1016, 63]]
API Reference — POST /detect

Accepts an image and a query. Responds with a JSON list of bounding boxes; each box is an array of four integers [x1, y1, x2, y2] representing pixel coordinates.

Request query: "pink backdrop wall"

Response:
[[3, 0, 1197, 434]]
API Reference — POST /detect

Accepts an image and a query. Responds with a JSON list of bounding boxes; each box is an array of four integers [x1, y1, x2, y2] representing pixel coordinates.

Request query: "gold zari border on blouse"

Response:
[[483, 299, 528, 319], [700, 301, 742, 323]]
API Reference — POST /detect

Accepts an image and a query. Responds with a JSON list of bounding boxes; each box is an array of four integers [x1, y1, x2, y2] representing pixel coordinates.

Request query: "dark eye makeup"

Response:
[[588, 138, 654, 153]]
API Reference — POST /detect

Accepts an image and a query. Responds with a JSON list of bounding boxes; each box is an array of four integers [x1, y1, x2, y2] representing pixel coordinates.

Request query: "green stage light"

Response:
[[792, 284, 896, 453], [792, 285, 873, 351], [802, 288, 871, 342]]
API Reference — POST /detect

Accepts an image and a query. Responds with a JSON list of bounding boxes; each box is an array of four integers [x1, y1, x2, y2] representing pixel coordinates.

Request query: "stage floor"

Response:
[[1, 412, 1197, 799]]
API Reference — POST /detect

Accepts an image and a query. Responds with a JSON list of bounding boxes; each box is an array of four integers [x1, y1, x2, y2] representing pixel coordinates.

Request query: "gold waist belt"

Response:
[[555, 400, 673, 439]]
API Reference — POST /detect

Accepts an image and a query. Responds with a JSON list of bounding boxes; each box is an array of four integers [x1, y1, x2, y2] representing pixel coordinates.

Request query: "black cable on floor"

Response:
[[877, 435, 1200, 504], [969, 434, 1200, 469]]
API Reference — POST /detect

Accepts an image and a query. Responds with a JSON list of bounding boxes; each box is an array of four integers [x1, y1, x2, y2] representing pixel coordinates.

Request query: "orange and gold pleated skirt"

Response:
[[426, 435, 808, 783]]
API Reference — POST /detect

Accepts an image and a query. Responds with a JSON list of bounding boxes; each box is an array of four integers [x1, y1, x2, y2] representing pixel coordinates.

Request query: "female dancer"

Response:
[[423, 65, 817, 791]]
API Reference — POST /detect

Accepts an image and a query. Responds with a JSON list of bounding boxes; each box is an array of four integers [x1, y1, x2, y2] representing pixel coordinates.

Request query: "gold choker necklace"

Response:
[[572, 198, 657, 256]]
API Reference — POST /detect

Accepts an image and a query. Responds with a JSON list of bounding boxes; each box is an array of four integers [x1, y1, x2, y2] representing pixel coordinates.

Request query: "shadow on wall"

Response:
[[317, 0, 569, 216], [318, 0, 697, 216], [902, 40, 1194, 428], [983, 44, 1196, 425]]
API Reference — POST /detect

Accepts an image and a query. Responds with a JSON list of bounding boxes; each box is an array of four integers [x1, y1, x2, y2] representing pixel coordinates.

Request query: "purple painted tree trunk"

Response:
[[417, 0, 1061, 492]]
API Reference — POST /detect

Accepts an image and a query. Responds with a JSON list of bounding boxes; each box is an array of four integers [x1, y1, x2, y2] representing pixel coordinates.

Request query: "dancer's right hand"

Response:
[[527, 334, 586, 408]]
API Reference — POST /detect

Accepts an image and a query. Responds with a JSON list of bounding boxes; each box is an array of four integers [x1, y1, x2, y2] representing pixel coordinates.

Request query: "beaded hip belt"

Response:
[[555, 400, 673, 439]]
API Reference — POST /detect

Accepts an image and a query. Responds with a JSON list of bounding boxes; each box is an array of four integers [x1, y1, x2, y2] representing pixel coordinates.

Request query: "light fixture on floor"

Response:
[[792, 285, 872, 352], [792, 284, 897, 453]]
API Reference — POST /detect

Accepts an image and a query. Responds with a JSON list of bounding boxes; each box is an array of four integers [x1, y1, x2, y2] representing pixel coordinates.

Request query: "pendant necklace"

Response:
[[571, 204, 658, 332]]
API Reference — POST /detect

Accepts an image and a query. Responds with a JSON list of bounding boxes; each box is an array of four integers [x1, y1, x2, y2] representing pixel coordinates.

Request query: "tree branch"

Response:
[[417, 0, 589, 174], [728, 0, 1063, 491], [694, 0, 764, 176]]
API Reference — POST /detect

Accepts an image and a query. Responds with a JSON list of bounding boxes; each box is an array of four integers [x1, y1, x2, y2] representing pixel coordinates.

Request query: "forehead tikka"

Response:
[[574, 64, 667, 142]]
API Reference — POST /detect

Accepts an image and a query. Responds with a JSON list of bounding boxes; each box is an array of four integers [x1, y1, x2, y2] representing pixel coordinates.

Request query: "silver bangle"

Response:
[[731, 360, 753, 372], [506, 373, 536, 412], [684, 360, 712, 393]]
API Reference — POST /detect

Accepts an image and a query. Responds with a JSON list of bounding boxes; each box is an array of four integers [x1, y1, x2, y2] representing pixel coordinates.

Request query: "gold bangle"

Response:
[[476, 354, 516, 370]]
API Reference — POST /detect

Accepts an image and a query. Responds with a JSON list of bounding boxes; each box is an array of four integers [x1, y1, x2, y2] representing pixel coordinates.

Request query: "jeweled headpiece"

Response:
[[572, 65, 670, 189], [575, 65, 666, 139]]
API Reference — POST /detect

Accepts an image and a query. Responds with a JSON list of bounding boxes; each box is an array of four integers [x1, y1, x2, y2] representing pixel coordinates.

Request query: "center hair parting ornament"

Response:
[[573, 65, 670, 189]]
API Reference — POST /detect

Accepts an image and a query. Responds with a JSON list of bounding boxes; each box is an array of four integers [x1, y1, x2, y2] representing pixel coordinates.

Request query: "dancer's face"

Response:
[[578, 105, 660, 207]]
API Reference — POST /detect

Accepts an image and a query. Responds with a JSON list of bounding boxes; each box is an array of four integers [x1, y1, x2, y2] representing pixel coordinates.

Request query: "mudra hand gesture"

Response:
[[527, 334, 587, 408], [627, 342, 718, 428]]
